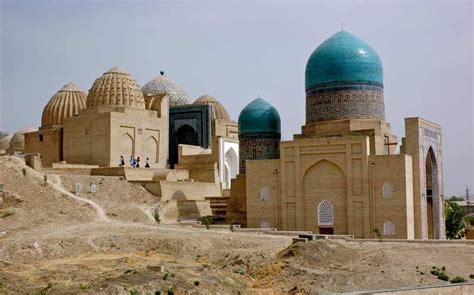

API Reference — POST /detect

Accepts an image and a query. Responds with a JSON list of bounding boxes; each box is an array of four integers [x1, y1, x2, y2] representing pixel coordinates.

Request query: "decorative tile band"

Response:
[[306, 80, 383, 94], [306, 88, 385, 123], [239, 136, 280, 174]]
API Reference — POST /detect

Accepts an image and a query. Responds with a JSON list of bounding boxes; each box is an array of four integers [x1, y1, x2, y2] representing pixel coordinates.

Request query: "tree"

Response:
[[445, 200, 467, 239], [447, 196, 464, 201]]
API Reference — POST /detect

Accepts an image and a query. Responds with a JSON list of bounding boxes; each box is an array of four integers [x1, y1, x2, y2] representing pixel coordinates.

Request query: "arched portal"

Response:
[[177, 124, 198, 146], [303, 160, 347, 234], [425, 147, 438, 239], [223, 148, 238, 189]]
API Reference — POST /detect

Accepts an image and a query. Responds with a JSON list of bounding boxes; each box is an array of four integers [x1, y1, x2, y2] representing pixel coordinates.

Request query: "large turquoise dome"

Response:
[[305, 31, 383, 89], [238, 98, 281, 135]]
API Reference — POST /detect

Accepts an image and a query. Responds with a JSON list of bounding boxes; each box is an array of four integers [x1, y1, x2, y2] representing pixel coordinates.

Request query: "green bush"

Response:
[[437, 272, 449, 281], [1, 211, 14, 218], [450, 276, 466, 284]]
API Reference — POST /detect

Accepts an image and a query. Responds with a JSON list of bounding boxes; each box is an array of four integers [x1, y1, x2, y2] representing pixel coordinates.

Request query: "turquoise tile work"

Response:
[[305, 31, 383, 89], [238, 97, 281, 135]]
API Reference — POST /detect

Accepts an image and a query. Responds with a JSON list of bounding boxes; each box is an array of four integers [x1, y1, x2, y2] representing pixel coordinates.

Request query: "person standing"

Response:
[[145, 157, 150, 168], [119, 155, 125, 167], [136, 156, 141, 168], [129, 155, 133, 167]]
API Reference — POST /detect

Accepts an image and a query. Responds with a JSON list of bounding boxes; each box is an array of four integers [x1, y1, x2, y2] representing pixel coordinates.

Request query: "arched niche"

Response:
[[303, 160, 347, 234]]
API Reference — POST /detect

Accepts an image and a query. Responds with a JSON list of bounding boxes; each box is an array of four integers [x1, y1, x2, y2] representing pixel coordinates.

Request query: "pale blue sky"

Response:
[[1, 0, 472, 196]]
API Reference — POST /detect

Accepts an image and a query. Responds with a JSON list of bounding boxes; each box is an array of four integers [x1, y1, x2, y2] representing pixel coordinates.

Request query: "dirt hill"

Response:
[[1, 155, 473, 294]]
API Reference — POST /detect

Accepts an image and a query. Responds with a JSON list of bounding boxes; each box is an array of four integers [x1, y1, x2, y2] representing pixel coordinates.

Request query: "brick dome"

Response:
[[41, 83, 87, 127], [86, 67, 145, 109], [193, 95, 230, 120], [7, 128, 37, 154], [142, 72, 189, 107]]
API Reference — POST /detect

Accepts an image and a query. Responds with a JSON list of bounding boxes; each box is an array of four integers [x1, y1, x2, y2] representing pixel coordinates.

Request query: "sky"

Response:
[[0, 0, 472, 196]]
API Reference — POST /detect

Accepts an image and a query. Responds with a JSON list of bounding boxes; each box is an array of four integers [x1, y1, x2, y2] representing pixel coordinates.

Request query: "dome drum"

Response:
[[306, 87, 385, 123]]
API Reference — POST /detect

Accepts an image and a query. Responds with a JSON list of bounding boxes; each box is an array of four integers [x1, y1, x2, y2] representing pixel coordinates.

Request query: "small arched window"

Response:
[[260, 221, 271, 229], [260, 186, 271, 201], [383, 182, 393, 198], [383, 221, 395, 235], [318, 200, 334, 226]]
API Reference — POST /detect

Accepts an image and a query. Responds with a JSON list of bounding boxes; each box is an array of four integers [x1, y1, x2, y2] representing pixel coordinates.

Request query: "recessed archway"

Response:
[[303, 160, 347, 234], [425, 147, 438, 239], [177, 124, 198, 146]]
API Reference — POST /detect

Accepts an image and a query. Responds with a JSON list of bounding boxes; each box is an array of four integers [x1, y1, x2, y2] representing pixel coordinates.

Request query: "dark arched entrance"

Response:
[[425, 147, 438, 239], [177, 124, 198, 146]]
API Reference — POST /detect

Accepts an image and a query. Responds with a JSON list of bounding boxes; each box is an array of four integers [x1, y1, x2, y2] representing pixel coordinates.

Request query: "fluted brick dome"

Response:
[[142, 72, 189, 106], [41, 83, 87, 127], [86, 67, 145, 109], [193, 95, 230, 120]]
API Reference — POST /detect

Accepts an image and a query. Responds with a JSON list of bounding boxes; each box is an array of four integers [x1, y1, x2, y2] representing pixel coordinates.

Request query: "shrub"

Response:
[[437, 272, 449, 281], [80, 283, 91, 290], [373, 228, 382, 241], [450, 276, 466, 284], [37, 282, 52, 295], [43, 174, 48, 186], [154, 210, 161, 223], [1, 211, 14, 218], [194, 281, 200, 286], [200, 216, 212, 229], [130, 289, 138, 295], [163, 272, 169, 280], [22, 168, 27, 176], [470, 274, 474, 279], [167, 287, 175, 295]]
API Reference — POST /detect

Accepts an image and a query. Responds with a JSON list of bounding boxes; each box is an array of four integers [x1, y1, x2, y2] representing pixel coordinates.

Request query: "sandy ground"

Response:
[[1, 155, 473, 294]]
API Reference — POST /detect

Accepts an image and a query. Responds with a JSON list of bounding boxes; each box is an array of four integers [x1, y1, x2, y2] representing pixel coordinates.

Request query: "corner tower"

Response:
[[238, 98, 281, 174], [305, 31, 385, 124]]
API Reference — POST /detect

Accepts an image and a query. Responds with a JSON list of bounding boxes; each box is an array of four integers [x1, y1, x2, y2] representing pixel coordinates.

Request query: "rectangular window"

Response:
[[39, 134, 44, 142]]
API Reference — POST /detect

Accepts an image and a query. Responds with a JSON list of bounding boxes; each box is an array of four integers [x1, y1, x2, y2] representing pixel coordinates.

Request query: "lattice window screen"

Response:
[[318, 200, 334, 225]]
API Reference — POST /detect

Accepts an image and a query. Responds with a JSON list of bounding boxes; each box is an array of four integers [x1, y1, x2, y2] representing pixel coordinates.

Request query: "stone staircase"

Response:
[[205, 196, 230, 223]]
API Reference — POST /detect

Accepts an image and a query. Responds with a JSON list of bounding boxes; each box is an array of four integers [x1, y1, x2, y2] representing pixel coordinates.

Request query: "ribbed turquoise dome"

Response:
[[305, 31, 383, 89], [238, 98, 281, 135]]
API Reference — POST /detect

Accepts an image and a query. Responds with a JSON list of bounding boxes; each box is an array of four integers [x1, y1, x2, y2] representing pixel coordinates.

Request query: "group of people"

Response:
[[119, 155, 150, 168]]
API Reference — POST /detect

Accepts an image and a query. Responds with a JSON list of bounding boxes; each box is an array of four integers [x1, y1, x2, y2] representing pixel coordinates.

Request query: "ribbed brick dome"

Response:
[[193, 95, 230, 120], [87, 67, 145, 109], [41, 83, 87, 127]]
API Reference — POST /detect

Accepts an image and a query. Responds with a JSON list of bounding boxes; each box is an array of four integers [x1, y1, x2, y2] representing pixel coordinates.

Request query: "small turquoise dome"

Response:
[[238, 98, 281, 135], [305, 31, 383, 89]]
